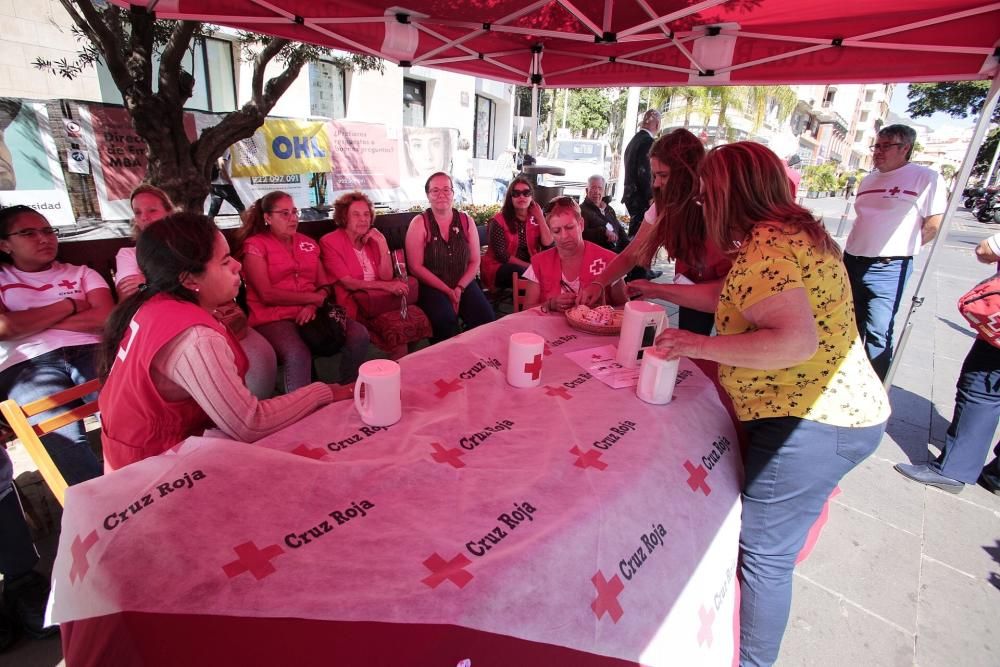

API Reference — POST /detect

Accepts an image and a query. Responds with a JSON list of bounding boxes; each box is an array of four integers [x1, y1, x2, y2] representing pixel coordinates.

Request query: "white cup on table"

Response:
[[507, 332, 545, 388], [636, 350, 679, 405], [354, 359, 402, 426]]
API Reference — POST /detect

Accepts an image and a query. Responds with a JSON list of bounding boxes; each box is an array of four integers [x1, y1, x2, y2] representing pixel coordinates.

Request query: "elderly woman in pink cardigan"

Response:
[[321, 192, 430, 359]]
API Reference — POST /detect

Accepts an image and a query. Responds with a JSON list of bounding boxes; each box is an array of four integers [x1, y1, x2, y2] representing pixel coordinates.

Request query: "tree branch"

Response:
[[60, 0, 130, 90], [158, 20, 200, 106]]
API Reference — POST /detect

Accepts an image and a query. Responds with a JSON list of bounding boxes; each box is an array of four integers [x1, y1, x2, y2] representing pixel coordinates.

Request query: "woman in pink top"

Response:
[[320, 191, 430, 359], [236, 191, 369, 391], [100, 212, 352, 470]]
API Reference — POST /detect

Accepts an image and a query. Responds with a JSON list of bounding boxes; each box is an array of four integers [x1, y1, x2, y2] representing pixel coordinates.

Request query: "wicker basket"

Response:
[[565, 307, 624, 336]]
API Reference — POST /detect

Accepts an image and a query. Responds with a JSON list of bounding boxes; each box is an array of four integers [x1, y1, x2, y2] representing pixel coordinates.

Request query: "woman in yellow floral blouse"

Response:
[[653, 142, 889, 667]]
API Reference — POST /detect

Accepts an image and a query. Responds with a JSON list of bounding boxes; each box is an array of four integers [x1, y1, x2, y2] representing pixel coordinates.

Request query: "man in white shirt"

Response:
[[844, 124, 947, 380]]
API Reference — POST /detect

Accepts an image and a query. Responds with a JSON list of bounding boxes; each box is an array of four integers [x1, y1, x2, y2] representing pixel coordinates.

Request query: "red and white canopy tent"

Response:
[[118, 0, 1000, 382]]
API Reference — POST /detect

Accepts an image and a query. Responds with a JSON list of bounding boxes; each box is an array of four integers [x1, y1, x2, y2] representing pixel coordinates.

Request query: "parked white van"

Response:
[[534, 138, 613, 199]]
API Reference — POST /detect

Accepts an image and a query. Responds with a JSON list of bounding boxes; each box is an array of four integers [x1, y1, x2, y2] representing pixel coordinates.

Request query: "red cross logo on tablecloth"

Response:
[[523, 354, 543, 380], [571, 446, 608, 470], [591, 353, 603, 361], [433, 378, 463, 398], [69, 530, 99, 584], [545, 385, 572, 400], [430, 442, 465, 468], [888, 186, 900, 196], [684, 460, 711, 496], [421, 552, 473, 589], [222, 541, 285, 580], [291, 444, 326, 460], [590, 570, 624, 622], [58, 279, 77, 290], [698, 605, 716, 647]]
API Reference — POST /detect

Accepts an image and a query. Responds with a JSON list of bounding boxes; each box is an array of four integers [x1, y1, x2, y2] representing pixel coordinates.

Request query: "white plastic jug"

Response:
[[636, 352, 679, 405]]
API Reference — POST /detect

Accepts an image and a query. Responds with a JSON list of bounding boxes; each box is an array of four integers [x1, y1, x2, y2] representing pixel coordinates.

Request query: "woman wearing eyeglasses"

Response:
[[0, 205, 111, 485], [405, 172, 495, 342], [236, 191, 369, 391], [480, 177, 552, 292]]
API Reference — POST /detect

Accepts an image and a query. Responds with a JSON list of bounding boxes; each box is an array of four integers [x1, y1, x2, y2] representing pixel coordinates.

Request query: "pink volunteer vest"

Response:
[[530, 241, 617, 301], [100, 295, 249, 471]]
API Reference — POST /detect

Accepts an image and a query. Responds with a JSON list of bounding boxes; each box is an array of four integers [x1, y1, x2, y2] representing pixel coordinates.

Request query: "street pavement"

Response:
[[3, 195, 999, 666]]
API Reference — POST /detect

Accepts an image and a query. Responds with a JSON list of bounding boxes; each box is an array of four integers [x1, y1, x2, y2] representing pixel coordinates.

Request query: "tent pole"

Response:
[[530, 84, 539, 155], [884, 72, 1000, 388]]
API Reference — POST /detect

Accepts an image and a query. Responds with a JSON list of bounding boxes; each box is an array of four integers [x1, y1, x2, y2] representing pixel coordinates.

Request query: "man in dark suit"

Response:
[[580, 175, 628, 253], [622, 108, 661, 238]]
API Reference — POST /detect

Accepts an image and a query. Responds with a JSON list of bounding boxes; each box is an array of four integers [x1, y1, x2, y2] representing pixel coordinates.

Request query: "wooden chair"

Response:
[[0, 378, 102, 506], [511, 272, 528, 313]]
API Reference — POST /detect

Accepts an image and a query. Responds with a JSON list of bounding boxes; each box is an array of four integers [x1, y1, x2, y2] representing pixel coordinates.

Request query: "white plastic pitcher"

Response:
[[354, 359, 402, 426], [636, 352, 679, 405]]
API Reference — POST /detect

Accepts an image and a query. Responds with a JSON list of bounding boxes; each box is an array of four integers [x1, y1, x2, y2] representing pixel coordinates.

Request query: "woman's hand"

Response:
[[70, 297, 92, 314], [577, 281, 604, 306], [365, 227, 389, 250], [295, 304, 318, 325], [626, 279, 661, 301], [450, 286, 462, 312], [116, 275, 145, 299], [653, 328, 706, 361], [546, 293, 576, 313], [328, 383, 354, 402]]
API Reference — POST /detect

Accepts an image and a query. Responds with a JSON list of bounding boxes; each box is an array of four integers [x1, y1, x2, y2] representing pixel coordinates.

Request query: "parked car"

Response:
[[533, 138, 614, 200]]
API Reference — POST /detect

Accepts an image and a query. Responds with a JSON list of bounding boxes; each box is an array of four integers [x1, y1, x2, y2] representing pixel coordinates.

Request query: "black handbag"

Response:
[[297, 301, 348, 356]]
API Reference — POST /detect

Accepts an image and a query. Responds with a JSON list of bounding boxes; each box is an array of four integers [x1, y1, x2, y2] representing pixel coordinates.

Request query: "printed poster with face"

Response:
[[0, 99, 75, 226]]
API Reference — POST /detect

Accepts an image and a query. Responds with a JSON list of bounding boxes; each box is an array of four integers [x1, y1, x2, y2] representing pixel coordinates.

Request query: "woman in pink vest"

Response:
[[480, 177, 552, 291], [523, 197, 627, 312], [321, 191, 431, 359], [99, 213, 352, 471], [114, 185, 278, 398], [236, 191, 369, 391]]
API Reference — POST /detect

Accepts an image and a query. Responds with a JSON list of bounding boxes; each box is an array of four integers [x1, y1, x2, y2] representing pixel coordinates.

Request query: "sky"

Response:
[[888, 83, 976, 134]]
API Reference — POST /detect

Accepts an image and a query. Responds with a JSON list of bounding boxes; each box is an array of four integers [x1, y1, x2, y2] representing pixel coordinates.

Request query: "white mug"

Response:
[[507, 332, 545, 388], [636, 352, 679, 405], [354, 359, 402, 426]]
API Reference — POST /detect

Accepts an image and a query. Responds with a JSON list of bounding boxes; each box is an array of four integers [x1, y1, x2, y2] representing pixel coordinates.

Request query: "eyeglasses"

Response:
[[4, 227, 59, 239], [511, 189, 532, 198], [269, 208, 299, 217], [428, 187, 453, 196], [869, 142, 905, 152]]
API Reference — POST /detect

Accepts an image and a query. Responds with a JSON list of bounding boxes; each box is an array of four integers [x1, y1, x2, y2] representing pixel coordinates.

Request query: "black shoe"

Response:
[[977, 472, 1000, 496], [2, 571, 58, 640], [894, 463, 964, 494], [647, 269, 663, 280], [0, 610, 14, 653]]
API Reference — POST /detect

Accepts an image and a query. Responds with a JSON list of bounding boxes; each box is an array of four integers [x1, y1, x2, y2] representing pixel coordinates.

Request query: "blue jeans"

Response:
[[739, 416, 885, 667], [418, 282, 495, 343], [930, 338, 1000, 483], [0, 449, 38, 577], [844, 253, 913, 380], [256, 318, 370, 391], [0, 345, 102, 486]]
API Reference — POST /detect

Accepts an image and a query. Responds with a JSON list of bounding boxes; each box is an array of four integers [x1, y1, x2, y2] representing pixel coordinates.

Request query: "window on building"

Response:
[[309, 62, 347, 119], [403, 79, 426, 127], [473, 94, 496, 160], [859, 110, 870, 124], [96, 36, 237, 112], [822, 87, 837, 108], [865, 89, 876, 102]]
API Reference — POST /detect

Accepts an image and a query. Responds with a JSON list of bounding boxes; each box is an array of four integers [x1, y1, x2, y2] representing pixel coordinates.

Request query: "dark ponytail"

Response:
[[99, 212, 217, 377]]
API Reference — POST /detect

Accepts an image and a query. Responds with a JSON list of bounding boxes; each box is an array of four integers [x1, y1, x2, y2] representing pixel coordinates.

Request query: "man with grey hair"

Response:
[[580, 174, 628, 253], [622, 108, 661, 238], [844, 123, 947, 380]]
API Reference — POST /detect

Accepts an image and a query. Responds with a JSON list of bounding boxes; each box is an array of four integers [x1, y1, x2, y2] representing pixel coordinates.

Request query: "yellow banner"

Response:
[[230, 119, 330, 177]]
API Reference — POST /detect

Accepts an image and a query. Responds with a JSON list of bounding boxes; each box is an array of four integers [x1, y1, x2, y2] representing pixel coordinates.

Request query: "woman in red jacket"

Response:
[[480, 177, 552, 291]]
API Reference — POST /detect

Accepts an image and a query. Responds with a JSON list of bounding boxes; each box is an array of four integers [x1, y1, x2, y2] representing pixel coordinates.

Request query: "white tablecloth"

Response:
[[51, 309, 742, 666]]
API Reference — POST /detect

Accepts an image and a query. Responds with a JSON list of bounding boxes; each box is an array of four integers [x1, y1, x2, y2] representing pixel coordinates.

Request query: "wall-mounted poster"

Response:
[[0, 99, 75, 226]]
